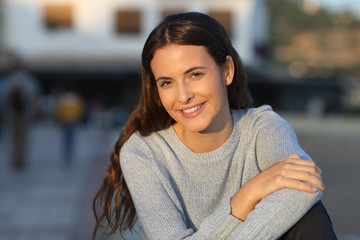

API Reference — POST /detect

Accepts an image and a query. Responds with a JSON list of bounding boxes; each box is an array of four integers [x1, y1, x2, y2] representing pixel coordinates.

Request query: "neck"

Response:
[[173, 113, 233, 153]]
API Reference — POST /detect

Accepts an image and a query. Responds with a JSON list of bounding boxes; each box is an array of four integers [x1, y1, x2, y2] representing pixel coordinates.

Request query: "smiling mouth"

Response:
[[181, 103, 204, 114]]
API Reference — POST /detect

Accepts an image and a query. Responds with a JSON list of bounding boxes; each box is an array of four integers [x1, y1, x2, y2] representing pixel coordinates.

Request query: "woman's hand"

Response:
[[230, 154, 325, 221], [248, 153, 324, 199]]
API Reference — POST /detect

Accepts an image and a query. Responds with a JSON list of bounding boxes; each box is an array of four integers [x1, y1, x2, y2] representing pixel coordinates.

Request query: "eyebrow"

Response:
[[155, 66, 206, 82]]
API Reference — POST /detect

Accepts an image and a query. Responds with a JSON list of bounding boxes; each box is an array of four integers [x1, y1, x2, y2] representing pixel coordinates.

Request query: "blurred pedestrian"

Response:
[[4, 64, 40, 170], [55, 86, 84, 167], [0, 74, 5, 140]]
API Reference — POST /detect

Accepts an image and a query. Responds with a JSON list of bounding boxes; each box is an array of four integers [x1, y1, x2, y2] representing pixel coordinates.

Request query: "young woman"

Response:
[[93, 12, 336, 239]]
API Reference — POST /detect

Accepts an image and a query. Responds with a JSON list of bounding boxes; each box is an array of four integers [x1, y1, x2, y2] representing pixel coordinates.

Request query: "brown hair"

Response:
[[92, 11, 252, 239]]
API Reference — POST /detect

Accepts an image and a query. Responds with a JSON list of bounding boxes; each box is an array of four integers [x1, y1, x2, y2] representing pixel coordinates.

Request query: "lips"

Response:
[[182, 103, 204, 114], [178, 102, 205, 118]]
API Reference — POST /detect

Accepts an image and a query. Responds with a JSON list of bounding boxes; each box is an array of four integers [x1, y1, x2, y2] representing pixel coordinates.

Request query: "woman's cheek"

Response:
[[159, 90, 174, 111]]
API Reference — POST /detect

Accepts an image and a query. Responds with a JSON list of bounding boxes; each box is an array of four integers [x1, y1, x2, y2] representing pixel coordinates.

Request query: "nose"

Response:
[[177, 82, 194, 104]]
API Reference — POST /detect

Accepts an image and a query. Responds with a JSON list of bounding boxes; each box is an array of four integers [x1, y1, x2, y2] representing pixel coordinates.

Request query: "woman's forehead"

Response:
[[151, 44, 214, 74]]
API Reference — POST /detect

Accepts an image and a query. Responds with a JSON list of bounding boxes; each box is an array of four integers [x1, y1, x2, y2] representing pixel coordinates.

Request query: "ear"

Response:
[[223, 55, 234, 86]]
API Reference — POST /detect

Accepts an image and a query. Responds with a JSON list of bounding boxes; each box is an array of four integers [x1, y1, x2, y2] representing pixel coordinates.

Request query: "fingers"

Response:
[[278, 154, 323, 177], [275, 154, 325, 191], [277, 177, 320, 193], [279, 161, 323, 179], [278, 169, 325, 191]]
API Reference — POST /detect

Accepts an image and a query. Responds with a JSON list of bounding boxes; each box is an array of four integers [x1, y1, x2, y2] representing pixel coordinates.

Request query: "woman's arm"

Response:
[[230, 153, 324, 221], [230, 111, 323, 239]]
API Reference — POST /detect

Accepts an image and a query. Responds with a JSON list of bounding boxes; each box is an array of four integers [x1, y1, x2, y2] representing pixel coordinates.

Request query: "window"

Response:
[[208, 10, 233, 37], [115, 10, 141, 34], [44, 5, 73, 30]]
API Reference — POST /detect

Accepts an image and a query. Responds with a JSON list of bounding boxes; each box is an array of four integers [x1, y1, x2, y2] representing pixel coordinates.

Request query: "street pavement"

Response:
[[284, 113, 360, 240], [0, 114, 359, 240], [0, 122, 115, 240]]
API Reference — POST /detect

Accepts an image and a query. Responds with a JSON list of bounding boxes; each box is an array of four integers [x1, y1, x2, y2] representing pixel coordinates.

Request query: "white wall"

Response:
[[3, 0, 267, 70]]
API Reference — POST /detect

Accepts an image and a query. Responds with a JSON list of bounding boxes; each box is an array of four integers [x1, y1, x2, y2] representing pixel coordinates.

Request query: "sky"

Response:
[[319, 0, 360, 16]]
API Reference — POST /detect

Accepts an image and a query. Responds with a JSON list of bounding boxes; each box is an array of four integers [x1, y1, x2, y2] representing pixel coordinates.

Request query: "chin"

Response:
[[184, 122, 211, 134]]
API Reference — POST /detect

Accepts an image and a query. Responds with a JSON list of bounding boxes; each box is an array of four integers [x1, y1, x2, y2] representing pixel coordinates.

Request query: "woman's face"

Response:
[[151, 44, 234, 135]]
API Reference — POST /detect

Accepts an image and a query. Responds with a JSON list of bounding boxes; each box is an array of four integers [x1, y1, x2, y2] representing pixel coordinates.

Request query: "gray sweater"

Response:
[[120, 105, 322, 240]]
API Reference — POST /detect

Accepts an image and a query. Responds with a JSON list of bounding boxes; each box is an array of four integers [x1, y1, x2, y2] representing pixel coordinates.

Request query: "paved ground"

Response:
[[284, 114, 360, 240], [0, 114, 359, 240], [0, 123, 114, 240]]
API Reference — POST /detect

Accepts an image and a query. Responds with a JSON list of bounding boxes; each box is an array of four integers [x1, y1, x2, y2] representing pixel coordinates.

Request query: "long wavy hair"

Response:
[[92, 11, 252, 239]]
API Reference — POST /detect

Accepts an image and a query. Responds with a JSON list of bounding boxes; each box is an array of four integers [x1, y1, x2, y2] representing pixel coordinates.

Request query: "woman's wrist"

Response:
[[230, 181, 260, 221]]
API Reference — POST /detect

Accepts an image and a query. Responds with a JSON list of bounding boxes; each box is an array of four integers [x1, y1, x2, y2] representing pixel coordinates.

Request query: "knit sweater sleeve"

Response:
[[231, 109, 322, 239], [120, 134, 243, 240]]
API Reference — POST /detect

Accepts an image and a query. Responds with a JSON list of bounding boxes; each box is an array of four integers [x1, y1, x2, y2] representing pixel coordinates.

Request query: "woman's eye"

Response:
[[190, 72, 204, 79], [160, 81, 171, 87]]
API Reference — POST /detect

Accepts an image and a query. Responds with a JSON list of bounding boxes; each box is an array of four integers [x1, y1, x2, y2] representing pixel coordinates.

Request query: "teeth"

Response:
[[182, 103, 203, 114]]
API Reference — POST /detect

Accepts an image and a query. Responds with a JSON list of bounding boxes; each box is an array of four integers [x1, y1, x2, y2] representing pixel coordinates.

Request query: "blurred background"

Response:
[[0, 0, 359, 239]]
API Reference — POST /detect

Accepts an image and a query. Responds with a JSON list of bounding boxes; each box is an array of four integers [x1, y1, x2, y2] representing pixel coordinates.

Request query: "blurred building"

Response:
[[0, 0, 351, 113], [0, 0, 268, 72]]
